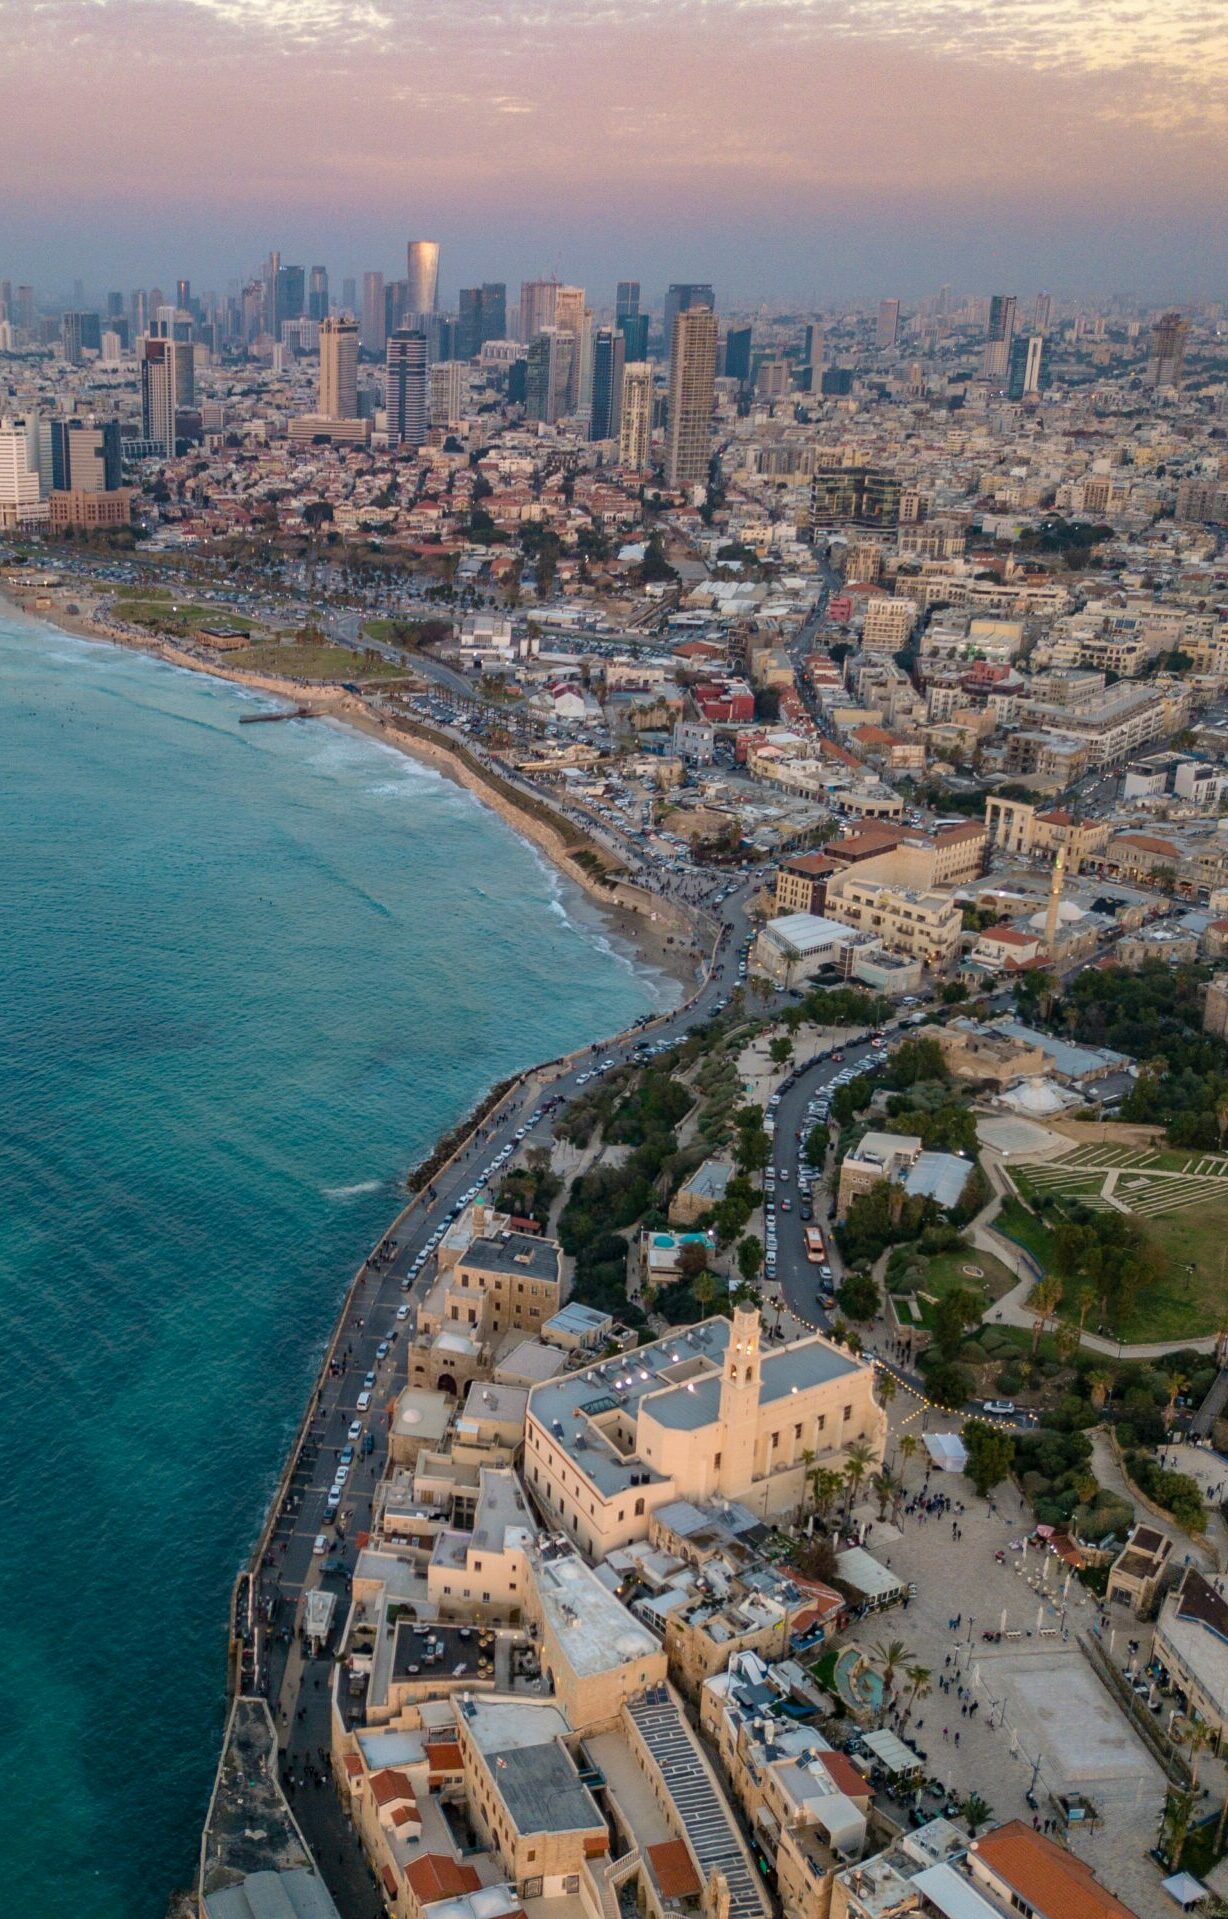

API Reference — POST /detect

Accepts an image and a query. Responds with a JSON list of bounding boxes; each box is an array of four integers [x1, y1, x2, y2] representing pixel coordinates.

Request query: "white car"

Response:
[[313, 1534, 329, 1556], [396, 1304, 410, 1320], [326, 1488, 342, 1512], [348, 1420, 362, 1441], [334, 1465, 350, 1486]]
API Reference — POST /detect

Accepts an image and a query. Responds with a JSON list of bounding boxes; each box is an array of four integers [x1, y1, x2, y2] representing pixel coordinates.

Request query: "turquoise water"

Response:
[[0, 613, 674, 1917]]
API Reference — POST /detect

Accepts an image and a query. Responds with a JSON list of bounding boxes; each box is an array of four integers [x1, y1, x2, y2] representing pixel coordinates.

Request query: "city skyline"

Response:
[[0, 0, 1225, 297]]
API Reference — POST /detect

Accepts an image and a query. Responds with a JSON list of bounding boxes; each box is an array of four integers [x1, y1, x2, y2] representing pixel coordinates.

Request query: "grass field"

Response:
[[235, 643, 410, 683], [890, 1244, 1016, 1332], [121, 599, 257, 635]]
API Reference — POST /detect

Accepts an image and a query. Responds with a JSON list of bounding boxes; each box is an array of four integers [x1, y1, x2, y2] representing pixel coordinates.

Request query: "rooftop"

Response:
[[464, 1232, 561, 1286]]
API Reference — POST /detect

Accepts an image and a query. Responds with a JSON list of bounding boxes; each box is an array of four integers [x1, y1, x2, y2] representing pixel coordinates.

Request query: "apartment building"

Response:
[[823, 871, 963, 971]]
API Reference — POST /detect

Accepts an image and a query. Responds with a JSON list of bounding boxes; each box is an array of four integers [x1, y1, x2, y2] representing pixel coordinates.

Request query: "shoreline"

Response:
[[0, 582, 702, 996]]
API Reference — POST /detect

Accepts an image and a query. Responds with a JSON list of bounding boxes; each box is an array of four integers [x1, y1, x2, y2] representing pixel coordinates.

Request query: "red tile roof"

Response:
[[405, 1856, 481, 1903], [427, 1740, 464, 1775], [971, 1821, 1139, 1919], [816, 1751, 870, 1799], [647, 1840, 703, 1899], [370, 1768, 416, 1809]]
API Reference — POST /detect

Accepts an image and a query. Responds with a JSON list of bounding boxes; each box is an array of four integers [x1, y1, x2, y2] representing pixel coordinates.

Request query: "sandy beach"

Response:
[[0, 580, 703, 995]]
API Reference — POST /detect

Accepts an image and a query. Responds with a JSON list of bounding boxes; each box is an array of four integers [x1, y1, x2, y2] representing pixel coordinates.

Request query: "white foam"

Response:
[[321, 1179, 384, 1200]]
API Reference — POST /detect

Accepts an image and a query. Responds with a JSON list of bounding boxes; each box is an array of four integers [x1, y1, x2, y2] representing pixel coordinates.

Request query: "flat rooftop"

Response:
[[534, 1549, 660, 1676], [464, 1233, 560, 1285]]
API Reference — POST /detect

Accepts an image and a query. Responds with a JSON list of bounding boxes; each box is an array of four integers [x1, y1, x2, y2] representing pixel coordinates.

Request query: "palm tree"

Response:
[[962, 1792, 993, 1839], [871, 1469, 899, 1521], [876, 1369, 898, 1414], [899, 1433, 919, 1486], [842, 1440, 875, 1520], [1074, 1285, 1096, 1336], [1087, 1369, 1114, 1412], [871, 1637, 913, 1711], [900, 1664, 931, 1728], [1160, 1787, 1197, 1872], [1161, 1372, 1189, 1428], [1029, 1275, 1063, 1355], [810, 1466, 843, 1520], [796, 1447, 815, 1523], [1055, 1319, 1081, 1365], [1185, 1720, 1211, 1791]]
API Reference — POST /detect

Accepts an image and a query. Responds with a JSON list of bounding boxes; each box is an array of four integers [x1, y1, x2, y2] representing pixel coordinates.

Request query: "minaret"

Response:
[[1044, 839, 1067, 955], [717, 1306, 761, 1497]]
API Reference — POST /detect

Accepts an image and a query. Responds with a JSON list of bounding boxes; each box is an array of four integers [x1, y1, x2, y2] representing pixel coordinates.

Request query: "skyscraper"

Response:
[[308, 266, 330, 322], [60, 311, 101, 364], [458, 283, 508, 359], [616, 281, 640, 325], [876, 299, 900, 351], [982, 295, 1017, 380], [140, 336, 192, 455], [385, 329, 428, 445], [341, 277, 357, 313], [618, 311, 649, 361], [480, 282, 507, 343], [50, 417, 122, 491], [724, 325, 752, 385], [1148, 312, 1188, 388], [362, 271, 386, 353], [519, 278, 559, 342], [590, 328, 626, 442], [319, 315, 359, 420], [618, 363, 653, 470], [663, 283, 714, 359], [1032, 291, 1052, 335], [406, 242, 439, 319], [666, 304, 717, 488], [801, 322, 823, 391], [524, 327, 574, 425], [1007, 334, 1047, 401], [553, 287, 588, 411]]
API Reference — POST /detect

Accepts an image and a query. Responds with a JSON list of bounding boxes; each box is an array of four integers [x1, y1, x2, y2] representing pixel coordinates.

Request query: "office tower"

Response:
[[50, 418, 122, 491], [552, 287, 588, 407], [60, 311, 101, 364], [140, 336, 191, 455], [619, 363, 653, 469], [105, 290, 124, 320], [616, 281, 640, 325], [1007, 334, 1047, 401], [318, 315, 359, 420], [276, 264, 305, 330], [0, 418, 43, 520], [590, 328, 626, 442], [308, 266, 329, 322], [101, 332, 123, 364], [0, 280, 10, 322], [429, 360, 467, 427], [876, 298, 900, 351], [480, 282, 506, 344], [176, 278, 191, 311], [524, 328, 574, 424], [1148, 311, 1188, 388], [618, 311, 649, 361], [811, 465, 901, 528], [72, 278, 85, 307], [457, 282, 507, 360], [724, 325, 752, 385], [663, 282, 714, 359], [981, 294, 1016, 379], [1032, 291, 1052, 335], [15, 285, 34, 333], [802, 322, 823, 391], [341, 276, 356, 313], [519, 278, 559, 341], [665, 304, 718, 488], [406, 242, 439, 320], [361, 271, 386, 353], [386, 329, 428, 445]]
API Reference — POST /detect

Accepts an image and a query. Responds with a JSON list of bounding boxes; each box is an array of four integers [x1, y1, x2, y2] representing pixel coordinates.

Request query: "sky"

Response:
[[1, 0, 1225, 304]]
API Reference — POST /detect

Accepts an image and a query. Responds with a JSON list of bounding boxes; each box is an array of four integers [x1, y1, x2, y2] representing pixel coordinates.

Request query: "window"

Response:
[[843, 1404, 852, 1422], [770, 1432, 779, 1451], [817, 1415, 825, 1433], [635, 1497, 645, 1517], [794, 1423, 802, 1441], [714, 1452, 722, 1470]]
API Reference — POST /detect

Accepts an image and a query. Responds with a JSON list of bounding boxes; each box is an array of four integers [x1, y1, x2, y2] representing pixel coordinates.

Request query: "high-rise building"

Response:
[[105, 290, 124, 320], [618, 311, 649, 361], [50, 417, 122, 491], [308, 266, 330, 322], [429, 360, 468, 427], [406, 241, 439, 319], [724, 325, 752, 385], [15, 286, 35, 333], [524, 327, 574, 425], [590, 328, 626, 442], [1007, 334, 1047, 401], [618, 362, 653, 470], [385, 329, 428, 446], [801, 322, 823, 391], [0, 418, 44, 522], [876, 298, 900, 351], [341, 277, 357, 312], [176, 278, 191, 311], [981, 294, 1017, 380], [140, 336, 193, 455], [663, 282, 714, 359], [665, 304, 717, 488], [458, 283, 508, 359], [552, 287, 589, 411], [361, 271, 386, 353], [811, 466, 901, 529], [519, 278, 559, 342], [1148, 312, 1188, 388], [616, 281, 640, 324], [60, 311, 101, 364], [1032, 291, 1052, 335], [318, 315, 359, 420]]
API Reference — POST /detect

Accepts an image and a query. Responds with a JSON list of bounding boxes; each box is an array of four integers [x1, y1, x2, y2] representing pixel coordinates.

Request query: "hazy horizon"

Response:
[[1, 0, 1225, 302]]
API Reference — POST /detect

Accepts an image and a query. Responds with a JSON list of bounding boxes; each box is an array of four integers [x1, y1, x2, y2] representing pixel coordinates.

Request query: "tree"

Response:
[[871, 1469, 899, 1520], [1161, 1371, 1188, 1427], [961, 1793, 993, 1838], [769, 1035, 793, 1067], [963, 1421, 1015, 1498], [1029, 1275, 1063, 1355], [809, 1465, 843, 1519], [871, 1637, 913, 1713], [837, 1270, 881, 1321], [737, 1235, 764, 1287], [932, 1285, 982, 1358], [900, 1664, 931, 1728], [1160, 1787, 1197, 1872], [842, 1440, 875, 1519], [678, 1240, 710, 1283], [1087, 1369, 1114, 1411], [876, 1369, 898, 1415], [898, 1433, 919, 1485]]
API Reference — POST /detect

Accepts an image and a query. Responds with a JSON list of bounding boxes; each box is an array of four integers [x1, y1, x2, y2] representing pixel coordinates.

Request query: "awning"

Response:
[[860, 1728, 923, 1776], [1162, 1872, 1207, 1909]]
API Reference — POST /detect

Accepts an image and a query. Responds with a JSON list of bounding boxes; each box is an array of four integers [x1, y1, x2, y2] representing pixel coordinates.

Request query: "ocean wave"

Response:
[[321, 1178, 385, 1200]]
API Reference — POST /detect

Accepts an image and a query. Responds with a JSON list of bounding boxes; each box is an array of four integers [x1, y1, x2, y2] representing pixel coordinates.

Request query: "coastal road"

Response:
[[251, 870, 762, 1906]]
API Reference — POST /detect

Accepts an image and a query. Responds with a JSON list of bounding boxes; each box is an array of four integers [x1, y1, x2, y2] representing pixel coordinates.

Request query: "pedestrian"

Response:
[[943, 1726, 949, 1741]]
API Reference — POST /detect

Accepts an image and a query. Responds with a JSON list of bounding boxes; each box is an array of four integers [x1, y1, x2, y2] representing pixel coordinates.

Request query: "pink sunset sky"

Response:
[[1, 0, 1225, 297]]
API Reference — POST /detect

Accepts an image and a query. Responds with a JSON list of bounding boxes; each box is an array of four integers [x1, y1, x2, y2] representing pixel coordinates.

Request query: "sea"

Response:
[[0, 609, 676, 1918]]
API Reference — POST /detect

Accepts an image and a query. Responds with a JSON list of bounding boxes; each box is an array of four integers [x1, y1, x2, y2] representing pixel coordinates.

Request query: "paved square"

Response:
[[989, 1651, 1161, 1788]]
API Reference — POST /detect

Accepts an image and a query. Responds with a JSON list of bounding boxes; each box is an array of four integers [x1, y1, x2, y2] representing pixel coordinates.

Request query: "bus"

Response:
[[804, 1226, 826, 1264]]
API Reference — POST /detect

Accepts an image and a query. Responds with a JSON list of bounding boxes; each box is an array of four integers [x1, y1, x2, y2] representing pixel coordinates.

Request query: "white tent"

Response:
[[861, 1728, 923, 1776], [924, 1432, 968, 1473], [1162, 1873, 1207, 1910]]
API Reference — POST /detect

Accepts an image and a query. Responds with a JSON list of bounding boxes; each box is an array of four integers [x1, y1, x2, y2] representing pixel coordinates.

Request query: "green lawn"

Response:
[[995, 1197, 1057, 1270], [115, 584, 172, 601], [236, 643, 410, 683], [121, 599, 257, 634]]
